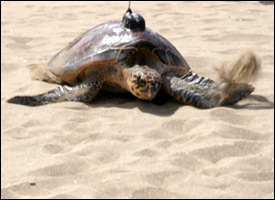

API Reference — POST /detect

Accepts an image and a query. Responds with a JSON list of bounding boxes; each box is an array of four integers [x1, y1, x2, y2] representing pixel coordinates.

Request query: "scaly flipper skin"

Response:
[[162, 72, 254, 108], [7, 76, 103, 106]]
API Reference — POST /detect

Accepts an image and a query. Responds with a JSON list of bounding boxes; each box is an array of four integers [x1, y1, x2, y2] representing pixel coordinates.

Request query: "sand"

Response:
[[1, 1, 274, 199]]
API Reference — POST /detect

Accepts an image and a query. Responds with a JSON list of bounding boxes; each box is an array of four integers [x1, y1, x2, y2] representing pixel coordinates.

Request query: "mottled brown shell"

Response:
[[47, 21, 190, 80]]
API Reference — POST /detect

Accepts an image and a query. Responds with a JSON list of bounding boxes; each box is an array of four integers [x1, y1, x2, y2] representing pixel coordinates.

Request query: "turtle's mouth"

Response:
[[132, 82, 161, 100]]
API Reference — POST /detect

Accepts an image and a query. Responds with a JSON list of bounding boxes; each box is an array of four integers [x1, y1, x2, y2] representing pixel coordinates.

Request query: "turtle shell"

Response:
[[47, 21, 190, 82]]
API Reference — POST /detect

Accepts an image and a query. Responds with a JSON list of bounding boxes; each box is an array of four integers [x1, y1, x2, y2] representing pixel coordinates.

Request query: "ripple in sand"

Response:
[[134, 149, 159, 157], [29, 161, 88, 177], [43, 144, 63, 154], [144, 171, 179, 187], [210, 108, 251, 125], [131, 187, 181, 199], [169, 153, 204, 171], [1, 182, 49, 197], [236, 172, 274, 182], [191, 141, 263, 163], [4, 127, 30, 139]]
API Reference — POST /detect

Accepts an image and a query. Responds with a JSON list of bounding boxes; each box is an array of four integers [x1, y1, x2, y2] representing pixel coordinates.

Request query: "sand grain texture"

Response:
[[1, 1, 274, 199]]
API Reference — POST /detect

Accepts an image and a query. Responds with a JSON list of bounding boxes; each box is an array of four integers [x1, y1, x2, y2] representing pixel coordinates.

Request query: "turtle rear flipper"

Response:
[[162, 72, 254, 108], [220, 83, 254, 105], [8, 77, 103, 106]]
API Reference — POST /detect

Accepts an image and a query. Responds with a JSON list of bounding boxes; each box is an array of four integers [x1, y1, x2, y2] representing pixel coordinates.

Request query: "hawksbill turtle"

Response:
[[8, 8, 256, 108]]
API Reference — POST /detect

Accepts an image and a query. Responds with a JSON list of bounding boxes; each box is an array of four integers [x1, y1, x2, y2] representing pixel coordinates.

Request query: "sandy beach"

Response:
[[1, 1, 274, 199]]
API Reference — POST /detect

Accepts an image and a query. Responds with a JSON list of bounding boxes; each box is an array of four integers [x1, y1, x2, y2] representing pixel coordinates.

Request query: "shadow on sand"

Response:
[[77, 92, 274, 116], [231, 95, 274, 110], [82, 91, 182, 116]]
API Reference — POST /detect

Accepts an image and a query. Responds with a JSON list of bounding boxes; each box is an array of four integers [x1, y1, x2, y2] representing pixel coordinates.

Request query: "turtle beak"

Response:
[[149, 81, 161, 99], [150, 84, 157, 96]]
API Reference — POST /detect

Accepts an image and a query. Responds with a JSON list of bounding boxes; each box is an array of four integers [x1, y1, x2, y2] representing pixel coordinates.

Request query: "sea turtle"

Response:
[[8, 8, 254, 108]]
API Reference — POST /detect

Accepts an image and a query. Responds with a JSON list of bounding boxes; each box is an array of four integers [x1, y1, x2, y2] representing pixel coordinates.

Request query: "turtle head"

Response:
[[123, 65, 162, 100], [122, 8, 146, 32]]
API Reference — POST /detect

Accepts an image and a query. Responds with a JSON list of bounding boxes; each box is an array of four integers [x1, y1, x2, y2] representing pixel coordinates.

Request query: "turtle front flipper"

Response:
[[7, 76, 103, 106], [162, 72, 254, 108]]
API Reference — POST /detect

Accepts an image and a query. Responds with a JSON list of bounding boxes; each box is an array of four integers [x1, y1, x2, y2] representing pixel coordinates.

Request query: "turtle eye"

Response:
[[137, 77, 146, 87]]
